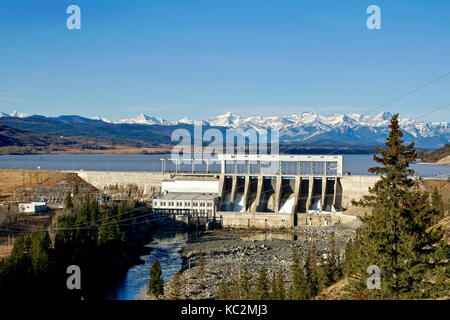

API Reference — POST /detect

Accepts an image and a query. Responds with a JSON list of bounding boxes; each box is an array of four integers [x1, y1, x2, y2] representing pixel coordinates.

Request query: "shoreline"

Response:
[[0, 149, 171, 156], [416, 161, 450, 166]]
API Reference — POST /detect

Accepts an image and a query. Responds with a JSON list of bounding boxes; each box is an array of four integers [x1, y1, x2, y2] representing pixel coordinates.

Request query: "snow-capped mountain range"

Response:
[[1, 110, 449, 148], [101, 111, 449, 147]]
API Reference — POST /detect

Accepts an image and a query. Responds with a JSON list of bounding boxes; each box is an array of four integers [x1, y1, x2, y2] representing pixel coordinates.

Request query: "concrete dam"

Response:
[[76, 154, 380, 229]]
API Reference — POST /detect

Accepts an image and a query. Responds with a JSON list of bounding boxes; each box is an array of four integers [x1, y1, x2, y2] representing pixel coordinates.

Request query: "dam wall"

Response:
[[74, 169, 380, 228], [218, 211, 293, 229], [339, 175, 380, 208], [75, 171, 379, 207], [75, 171, 219, 197]]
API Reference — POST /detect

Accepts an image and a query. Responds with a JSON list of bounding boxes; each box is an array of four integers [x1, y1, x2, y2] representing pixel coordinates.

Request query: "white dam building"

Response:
[[151, 154, 351, 229]]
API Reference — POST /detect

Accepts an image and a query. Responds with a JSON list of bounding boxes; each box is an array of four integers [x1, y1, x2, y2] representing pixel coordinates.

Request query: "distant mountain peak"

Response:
[[0, 110, 29, 118], [92, 115, 111, 123], [374, 111, 393, 120], [114, 113, 166, 125]]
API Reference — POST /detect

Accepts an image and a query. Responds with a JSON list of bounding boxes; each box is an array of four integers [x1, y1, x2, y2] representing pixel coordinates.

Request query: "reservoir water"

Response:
[[0, 153, 448, 177]]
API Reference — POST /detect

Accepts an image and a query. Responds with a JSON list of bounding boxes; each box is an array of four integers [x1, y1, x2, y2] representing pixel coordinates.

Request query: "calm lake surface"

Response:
[[0, 153, 448, 177]]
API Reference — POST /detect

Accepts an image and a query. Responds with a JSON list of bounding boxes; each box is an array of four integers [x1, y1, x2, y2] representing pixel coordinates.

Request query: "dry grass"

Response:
[[421, 179, 450, 213], [435, 155, 450, 165], [0, 169, 91, 202], [315, 278, 349, 300]]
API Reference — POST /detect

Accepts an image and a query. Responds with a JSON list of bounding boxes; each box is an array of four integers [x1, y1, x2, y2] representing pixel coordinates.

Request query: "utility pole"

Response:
[[36, 166, 40, 200], [187, 258, 191, 297]]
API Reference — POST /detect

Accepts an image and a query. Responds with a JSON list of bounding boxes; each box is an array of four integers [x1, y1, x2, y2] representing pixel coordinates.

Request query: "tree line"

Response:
[[215, 237, 343, 300], [0, 192, 139, 300]]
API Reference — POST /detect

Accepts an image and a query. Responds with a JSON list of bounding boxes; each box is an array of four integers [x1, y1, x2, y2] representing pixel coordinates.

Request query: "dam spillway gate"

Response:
[[157, 154, 344, 228], [215, 154, 344, 228]]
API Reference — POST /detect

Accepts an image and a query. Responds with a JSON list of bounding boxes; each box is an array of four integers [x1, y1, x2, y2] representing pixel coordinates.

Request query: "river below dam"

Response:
[[97, 230, 194, 300], [94, 227, 353, 300]]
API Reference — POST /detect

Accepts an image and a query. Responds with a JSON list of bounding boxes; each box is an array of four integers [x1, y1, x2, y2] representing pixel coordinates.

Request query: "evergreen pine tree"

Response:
[[254, 267, 269, 300], [97, 211, 110, 246], [431, 188, 445, 223], [169, 272, 184, 300], [239, 264, 252, 300], [216, 279, 230, 300], [344, 113, 449, 299], [148, 258, 164, 299], [276, 268, 285, 300], [322, 232, 342, 288], [269, 271, 278, 300], [28, 232, 51, 276], [197, 249, 205, 280], [230, 275, 241, 299], [304, 241, 320, 298], [65, 192, 74, 210], [290, 245, 308, 300]]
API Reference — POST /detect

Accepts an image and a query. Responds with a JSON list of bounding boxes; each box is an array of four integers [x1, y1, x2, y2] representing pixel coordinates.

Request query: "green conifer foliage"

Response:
[[148, 258, 164, 299], [254, 267, 269, 300], [322, 232, 343, 288], [275, 268, 286, 300], [304, 242, 320, 298], [65, 192, 74, 210], [269, 271, 278, 300], [239, 264, 252, 300], [230, 276, 241, 300], [431, 188, 445, 223], [290, 245, 308, 300], [28, 232, 51, 276], [216, 279, 230, 300], [169, 272, 184, 300], [344, 113, 449, 299]]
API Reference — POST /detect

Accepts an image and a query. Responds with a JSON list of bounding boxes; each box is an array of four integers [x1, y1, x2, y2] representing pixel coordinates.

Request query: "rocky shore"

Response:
[[142, 226, 354, 300]]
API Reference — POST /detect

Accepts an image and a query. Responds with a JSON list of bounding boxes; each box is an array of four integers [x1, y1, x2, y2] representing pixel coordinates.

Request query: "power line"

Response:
[[359, 71, 450, 117]]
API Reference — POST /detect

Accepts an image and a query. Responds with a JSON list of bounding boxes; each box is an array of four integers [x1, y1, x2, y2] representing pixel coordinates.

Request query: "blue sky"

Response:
[[0, 0, 449, 122]]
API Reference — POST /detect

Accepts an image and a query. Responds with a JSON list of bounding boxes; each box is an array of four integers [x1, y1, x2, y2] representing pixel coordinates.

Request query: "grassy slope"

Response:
[[0, 123, 170, 155], [0, 169, 93, 202], [419, 144, 450, 164]]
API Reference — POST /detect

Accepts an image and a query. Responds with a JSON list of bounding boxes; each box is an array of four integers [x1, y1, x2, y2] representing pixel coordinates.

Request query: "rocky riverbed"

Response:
[[141, 226, 355, 300]]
